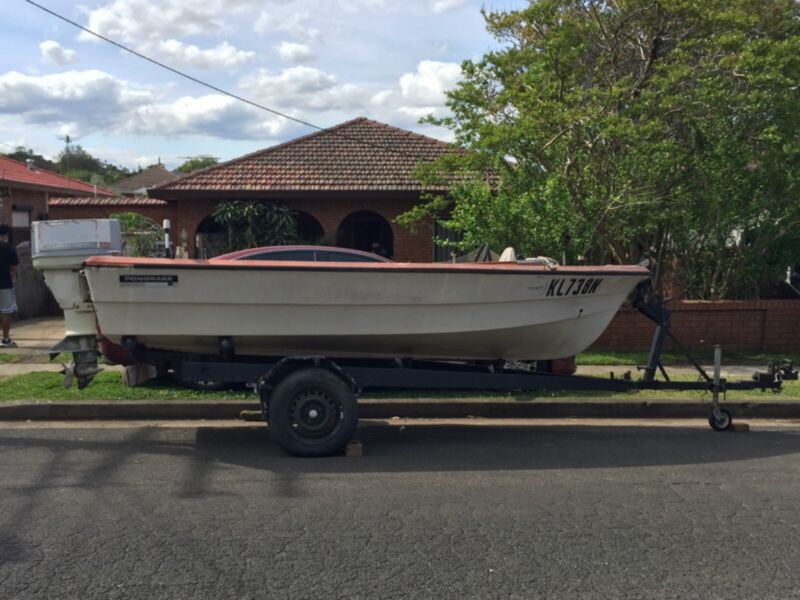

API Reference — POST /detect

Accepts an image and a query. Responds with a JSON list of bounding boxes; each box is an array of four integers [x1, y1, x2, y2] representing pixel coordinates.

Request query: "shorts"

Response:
[[0, 288, 17, 314]]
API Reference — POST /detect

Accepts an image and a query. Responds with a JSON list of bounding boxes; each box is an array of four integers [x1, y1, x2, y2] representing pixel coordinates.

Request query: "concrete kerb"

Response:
[[2, 399, 800, 421]]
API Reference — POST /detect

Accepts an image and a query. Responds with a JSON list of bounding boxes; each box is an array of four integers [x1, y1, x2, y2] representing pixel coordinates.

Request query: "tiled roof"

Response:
[[113, 164, 179, 194], [151, 117, 463, 195], [49, 196, 168, 207], [0, 155, 114, 196]]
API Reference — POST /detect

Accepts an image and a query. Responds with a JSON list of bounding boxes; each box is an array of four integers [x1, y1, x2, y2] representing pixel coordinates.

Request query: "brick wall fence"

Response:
[[592, 300, 800, 354]]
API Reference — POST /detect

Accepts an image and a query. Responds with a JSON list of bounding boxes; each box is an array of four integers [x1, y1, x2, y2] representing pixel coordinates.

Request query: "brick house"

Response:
[[112, 164, 178, 197], [142, 117, 457, 261], [0, 155, 114, 244]]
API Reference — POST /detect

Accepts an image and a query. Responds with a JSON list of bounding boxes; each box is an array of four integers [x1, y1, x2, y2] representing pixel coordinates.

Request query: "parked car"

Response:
[[211, 245, 392, 263]]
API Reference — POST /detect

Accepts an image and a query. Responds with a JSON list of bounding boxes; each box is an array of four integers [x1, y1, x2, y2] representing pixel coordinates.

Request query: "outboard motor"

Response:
[[32, 219, 122, 388]]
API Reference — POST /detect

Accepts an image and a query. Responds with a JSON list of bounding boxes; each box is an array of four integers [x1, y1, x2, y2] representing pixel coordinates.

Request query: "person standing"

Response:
[[0, 224, 19, 348]]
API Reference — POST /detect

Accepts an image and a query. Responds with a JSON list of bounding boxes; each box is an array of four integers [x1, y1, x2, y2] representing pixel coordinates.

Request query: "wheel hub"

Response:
[[289, 388, 340, 439]]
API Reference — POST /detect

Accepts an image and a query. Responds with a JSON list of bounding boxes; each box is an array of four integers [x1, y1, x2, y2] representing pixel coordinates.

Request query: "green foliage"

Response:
[[212, 201, 298, 252], [3, 146, 56, 170], [406, 0, 800, 298], [57, 144, 103, 173], [176, 155, 218, 174], [0, 371, 254, 402], [56, 144, 132, 185], [111, 212, 164, 257], [3, 144, 131, 186]]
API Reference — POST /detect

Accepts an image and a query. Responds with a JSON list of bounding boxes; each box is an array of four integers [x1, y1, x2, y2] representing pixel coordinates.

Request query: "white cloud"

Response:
[[242, 60, 461, 127], [254, 10, 321, 41], [432, 0, 469, 13], [0, 69, 293, 142], [124, 94, 293, 140], [246, 66, 336, 94], [80, 0, 256, 69], [338, 0, 388, 10], [83, 147, 165, 170], [365, 60, 461, 127], [370, 90, 393, 106], [253, 0, 393, 39], [276, 41, 315, 64], [80, 0, 260, 43], [0, 69, 153, 138], [39, 40, 77, 66], [398, 60, 461, 107], [140, 40, 254, 69], [241, 66, 364, 111], [0, 138, 27, 152]]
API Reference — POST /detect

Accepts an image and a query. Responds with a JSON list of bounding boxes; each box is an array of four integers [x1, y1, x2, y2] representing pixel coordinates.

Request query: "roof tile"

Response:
[[49, 196, 168, 207], [151, 117, 462, 195], [0, 156, 114, 196], [113, 164, 178, 194]]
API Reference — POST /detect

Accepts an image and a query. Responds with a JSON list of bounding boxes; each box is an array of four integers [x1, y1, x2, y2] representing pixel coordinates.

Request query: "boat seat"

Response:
[[499, 247, 517, 262]]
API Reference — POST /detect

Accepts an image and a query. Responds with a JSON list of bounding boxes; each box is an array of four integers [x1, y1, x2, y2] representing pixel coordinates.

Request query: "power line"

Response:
[[23, 0, 446, 162]]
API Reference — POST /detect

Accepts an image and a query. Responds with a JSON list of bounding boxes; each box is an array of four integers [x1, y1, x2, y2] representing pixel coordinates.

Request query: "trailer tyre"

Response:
[[267, 367, 357, 457], [708, 408, 733, 432]]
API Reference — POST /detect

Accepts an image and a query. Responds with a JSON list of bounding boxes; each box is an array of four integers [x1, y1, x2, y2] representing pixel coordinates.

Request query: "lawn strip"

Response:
[[1, 370, 797, 403]]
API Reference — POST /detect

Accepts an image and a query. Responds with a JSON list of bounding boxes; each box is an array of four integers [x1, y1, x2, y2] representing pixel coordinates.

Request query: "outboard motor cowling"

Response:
[[32, 219, 122, 388]]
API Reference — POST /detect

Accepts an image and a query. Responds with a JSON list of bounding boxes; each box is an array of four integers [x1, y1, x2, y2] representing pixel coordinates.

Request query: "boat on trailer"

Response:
[[31, 219, 793, 457], [81, 255, 650, 362]]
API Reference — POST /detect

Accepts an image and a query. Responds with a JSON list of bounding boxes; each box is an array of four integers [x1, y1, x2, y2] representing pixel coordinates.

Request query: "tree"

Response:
[[111, 212, 163, 257], [3, 146, 56, 170], [402, 0, 800, 299], [212, 201, 297, 252], [56, 144, 131, 185], [176, 155, 219, 174], [57, 144, 102, 172], [3, 143, 130, 186]]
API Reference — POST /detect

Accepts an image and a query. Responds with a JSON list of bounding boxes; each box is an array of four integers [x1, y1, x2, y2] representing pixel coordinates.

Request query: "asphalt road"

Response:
[[1, 420, 800, 599]]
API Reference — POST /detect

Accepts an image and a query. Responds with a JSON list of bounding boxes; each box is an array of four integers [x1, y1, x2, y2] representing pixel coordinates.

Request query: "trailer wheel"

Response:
[[267, 367, 357, 457], [708, 408, 733, 432]]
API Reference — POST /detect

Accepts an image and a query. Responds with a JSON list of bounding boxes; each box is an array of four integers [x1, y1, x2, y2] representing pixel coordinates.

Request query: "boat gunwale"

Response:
[[84, 256, 651, 277]]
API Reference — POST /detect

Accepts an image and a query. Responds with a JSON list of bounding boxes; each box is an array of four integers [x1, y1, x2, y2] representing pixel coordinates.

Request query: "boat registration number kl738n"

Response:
[[545, 278, 603, 297]]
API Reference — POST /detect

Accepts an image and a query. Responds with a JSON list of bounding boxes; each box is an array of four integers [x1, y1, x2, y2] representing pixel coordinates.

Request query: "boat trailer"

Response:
[[117, 289, 795, 456]]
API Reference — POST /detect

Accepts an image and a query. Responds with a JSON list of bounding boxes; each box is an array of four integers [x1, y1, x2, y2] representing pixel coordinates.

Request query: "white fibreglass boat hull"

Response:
[[83, 258, 650, 361]]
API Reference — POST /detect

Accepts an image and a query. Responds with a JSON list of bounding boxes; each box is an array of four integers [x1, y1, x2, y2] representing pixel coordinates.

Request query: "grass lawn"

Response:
[[0, 371, 254, 402], [0, 351, 71, 364], [0, 370, 797, 403]]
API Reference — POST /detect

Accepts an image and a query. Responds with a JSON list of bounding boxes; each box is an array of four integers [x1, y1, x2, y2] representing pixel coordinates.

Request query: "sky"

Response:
[[0, 0, 526, 170]]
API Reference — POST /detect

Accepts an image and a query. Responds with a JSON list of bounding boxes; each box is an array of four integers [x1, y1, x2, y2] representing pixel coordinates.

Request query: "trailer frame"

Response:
[[99, 286, 795, 455]]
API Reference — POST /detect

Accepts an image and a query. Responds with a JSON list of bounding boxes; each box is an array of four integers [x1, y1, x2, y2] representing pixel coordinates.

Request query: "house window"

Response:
[[12, 210, 30, 229], [12, 209, 31, 244]]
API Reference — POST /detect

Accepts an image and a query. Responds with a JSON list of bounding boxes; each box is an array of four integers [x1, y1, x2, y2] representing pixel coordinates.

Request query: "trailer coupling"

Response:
[[754, 360, 798, 385]]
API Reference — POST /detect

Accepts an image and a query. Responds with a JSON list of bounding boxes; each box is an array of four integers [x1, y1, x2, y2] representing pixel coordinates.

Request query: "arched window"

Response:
[[195, 214, 226, 258], [110, 212, 163, 257], [293, 211, 325, 244], [336, 210, 393, 257]]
